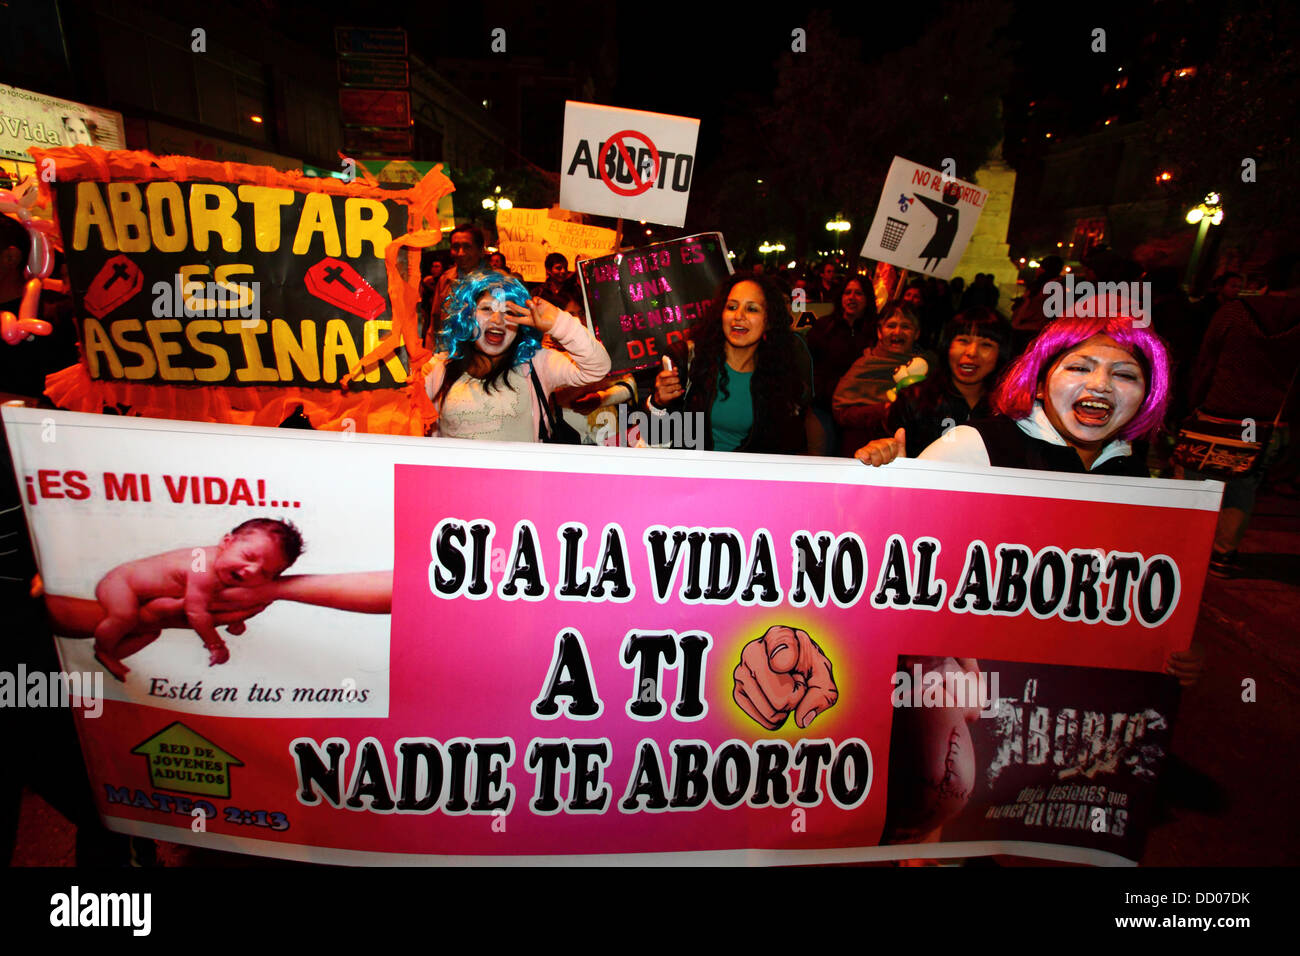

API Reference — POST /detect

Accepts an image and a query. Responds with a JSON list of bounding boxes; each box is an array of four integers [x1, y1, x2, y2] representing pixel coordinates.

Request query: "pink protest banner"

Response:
[[2, 407, 1220, 864]]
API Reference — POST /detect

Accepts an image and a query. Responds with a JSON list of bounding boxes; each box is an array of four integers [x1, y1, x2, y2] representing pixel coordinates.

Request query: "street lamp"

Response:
[[1184, 192, 1224, 289], [482, 186, 513, 212], [825, 216, 850, 254], [758, 240, 786, 265]]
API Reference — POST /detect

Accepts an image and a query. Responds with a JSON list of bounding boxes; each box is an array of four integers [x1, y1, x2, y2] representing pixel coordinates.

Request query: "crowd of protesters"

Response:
[[6, 212, 1299, 564], [4, 214, 1300, 864], [404, 225, 1300, 587]]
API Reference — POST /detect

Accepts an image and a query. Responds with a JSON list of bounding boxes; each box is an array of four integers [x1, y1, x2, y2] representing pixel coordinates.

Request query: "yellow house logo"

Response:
[[131, 722, 243, 799]]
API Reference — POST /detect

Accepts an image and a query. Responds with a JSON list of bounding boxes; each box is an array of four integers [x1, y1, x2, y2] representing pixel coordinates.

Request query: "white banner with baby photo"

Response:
[[7, 409, 392, 718]]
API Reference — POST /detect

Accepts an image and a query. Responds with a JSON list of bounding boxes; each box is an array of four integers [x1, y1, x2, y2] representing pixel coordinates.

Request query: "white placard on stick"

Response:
[[559, 101, 700, 228], [861, 156, 988, 280]]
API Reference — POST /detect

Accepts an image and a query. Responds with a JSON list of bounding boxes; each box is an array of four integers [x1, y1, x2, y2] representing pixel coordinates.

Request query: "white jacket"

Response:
[[423, 311, 611, 439]]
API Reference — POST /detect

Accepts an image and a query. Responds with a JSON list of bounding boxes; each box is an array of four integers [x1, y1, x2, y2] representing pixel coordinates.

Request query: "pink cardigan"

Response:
[[422, 311, 612, 438]]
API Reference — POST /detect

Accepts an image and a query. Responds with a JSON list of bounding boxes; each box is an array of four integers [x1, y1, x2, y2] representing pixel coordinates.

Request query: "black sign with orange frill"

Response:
[[31, 146, 452, 434]]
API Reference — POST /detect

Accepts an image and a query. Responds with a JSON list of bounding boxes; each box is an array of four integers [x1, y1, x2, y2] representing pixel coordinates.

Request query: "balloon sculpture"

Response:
[[1, 176, 59, 345]]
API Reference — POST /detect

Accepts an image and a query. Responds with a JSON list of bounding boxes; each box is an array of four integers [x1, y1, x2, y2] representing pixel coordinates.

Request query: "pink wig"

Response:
[[992, 315, 1171, 440]]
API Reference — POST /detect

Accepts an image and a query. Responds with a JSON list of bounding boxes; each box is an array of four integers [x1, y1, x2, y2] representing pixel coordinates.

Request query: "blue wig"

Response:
[[437, 270, 542, 364]]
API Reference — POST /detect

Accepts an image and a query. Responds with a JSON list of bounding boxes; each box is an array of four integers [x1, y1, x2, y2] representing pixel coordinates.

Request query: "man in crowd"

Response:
[[535, 253, 571, 307], [1182, 254, 1300, 575], [1010, 256, 1064, 354], [423, 224, 488, 349], [809, 261, 841, 303]]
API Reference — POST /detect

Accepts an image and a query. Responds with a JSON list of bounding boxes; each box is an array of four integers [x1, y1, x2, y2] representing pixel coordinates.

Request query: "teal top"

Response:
[[711, 367, 754, 452]]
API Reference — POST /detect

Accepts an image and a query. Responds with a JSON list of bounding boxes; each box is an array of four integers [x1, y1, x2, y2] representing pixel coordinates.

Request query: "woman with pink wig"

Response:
[[856, 315, 1203, 685], [856, 314, 1170, 475]]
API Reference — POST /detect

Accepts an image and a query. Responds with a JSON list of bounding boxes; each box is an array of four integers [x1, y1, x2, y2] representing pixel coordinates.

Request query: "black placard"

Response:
[[577, 232, 732, 373], [54, 180, 408, 390]]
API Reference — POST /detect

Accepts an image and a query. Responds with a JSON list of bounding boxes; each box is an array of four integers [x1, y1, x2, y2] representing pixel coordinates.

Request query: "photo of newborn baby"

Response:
[[91, 518, 304, 681]]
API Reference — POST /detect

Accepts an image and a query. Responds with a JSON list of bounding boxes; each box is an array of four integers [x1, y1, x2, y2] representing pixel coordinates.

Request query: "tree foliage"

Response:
[[697, 1, 1014, 261]]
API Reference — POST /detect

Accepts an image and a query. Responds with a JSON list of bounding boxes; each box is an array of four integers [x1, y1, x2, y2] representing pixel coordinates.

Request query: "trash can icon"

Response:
[[881, 217, 909, 252]]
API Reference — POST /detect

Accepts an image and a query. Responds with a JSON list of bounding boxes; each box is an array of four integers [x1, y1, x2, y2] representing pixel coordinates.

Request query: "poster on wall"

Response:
[[4, 405, 1220, 864]]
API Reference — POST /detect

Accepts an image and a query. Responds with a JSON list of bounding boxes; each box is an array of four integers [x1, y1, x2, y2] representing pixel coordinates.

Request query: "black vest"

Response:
[[969, 416, 1149, 477]]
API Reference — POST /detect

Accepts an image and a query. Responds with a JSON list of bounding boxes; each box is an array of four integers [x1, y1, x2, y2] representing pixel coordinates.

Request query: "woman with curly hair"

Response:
[[423, 271, 610, 441], [648, 272, 812, 454]]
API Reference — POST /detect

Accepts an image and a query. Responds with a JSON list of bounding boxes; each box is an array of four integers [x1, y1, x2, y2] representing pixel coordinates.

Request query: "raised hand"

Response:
[[855, 428, 907, 467], [509, 296, 561, 334], [653, 367, 683, 407]]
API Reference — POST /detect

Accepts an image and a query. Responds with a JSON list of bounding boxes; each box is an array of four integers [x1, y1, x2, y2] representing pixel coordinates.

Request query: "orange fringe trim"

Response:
[[29, 146, 455, 435]]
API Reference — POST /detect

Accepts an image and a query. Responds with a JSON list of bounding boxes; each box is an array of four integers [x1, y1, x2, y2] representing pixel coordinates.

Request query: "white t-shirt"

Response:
[[438, 369, 535, 442]]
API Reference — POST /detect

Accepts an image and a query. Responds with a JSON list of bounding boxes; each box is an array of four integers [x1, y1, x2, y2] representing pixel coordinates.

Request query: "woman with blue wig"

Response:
[[423, 271, 611, 441]]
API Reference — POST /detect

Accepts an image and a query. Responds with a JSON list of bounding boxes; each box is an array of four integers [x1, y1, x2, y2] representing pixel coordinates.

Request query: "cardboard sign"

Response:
[[578, 233, 732, 372], [559, 102, 700, 227], [32, 146, 454, 435], [53, 179, 409, 391], [861, 156, 988, 280], [4, 406, 1218, 864], [496, 207, 618, 284]]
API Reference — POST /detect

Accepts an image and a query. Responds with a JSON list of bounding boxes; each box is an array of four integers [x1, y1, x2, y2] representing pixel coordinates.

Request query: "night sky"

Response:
[[217, 0, 1231, 183], [401, 0, 1205, 174], [394, 1, 957, 171]]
